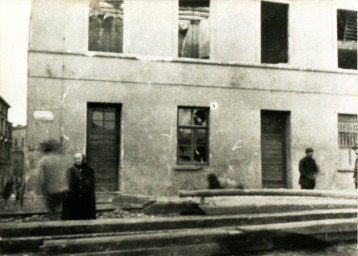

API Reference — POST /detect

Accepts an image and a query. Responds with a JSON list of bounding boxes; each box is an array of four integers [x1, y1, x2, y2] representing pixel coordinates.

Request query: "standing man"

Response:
[[299, 148, 319, 189]]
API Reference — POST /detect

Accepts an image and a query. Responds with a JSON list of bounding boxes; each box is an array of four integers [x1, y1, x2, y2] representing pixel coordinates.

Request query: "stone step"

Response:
[[1, 209, 357, 254], [42, 218, 358, 255], [144, 196, 357, 215], [0, 203, 116, 218], [179, 189, 358, 200]]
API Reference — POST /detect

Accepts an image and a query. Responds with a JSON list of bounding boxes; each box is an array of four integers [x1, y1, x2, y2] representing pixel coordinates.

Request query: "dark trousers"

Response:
[[300, 179, 316, 190]]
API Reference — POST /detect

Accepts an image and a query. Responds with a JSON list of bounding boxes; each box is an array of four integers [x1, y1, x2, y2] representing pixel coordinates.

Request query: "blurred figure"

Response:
[[62, 153, 96, 220], [207, 173, 242, 189], [2, 177, 14, 200], [207, 173, 222, 189], [37, 139, 68, 219], [299, 148, 319, 190]]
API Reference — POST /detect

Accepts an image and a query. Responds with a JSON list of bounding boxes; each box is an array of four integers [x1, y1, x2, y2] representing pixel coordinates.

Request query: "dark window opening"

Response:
[[261, 2, 288, 64], [337, 10, 357, 70], [89, 0, 123, 53], [177, 107, 209, 164], [178, 0, 210, 59]]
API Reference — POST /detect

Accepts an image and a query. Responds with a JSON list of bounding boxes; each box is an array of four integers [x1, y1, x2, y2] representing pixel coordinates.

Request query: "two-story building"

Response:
[[0, 96, 12, 193], [27, 0, 357, 195]]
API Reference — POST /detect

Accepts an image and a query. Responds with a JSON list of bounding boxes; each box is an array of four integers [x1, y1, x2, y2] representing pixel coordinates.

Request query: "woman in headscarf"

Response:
[[62, 153, 96, 220]]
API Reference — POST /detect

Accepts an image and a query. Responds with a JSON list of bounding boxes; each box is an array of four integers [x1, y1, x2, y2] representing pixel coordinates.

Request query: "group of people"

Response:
[[37, 140, 96, 220]]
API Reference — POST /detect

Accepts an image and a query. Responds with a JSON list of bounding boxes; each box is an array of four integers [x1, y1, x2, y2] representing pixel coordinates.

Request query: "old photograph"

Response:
[[0, 0, 357, 255]]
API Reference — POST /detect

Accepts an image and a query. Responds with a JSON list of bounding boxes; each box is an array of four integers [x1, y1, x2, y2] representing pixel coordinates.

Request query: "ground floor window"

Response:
[[177, 106, 209, 164], [338, 114, 357, 169]]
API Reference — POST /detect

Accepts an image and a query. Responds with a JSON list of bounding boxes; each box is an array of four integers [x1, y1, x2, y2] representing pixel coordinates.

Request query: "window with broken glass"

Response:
[[177, 107, 209, 164], [337, 10, 357, 70], [89, 0, 123, 53], [178, 0, 210, 59], [338, 114, 357, 149]]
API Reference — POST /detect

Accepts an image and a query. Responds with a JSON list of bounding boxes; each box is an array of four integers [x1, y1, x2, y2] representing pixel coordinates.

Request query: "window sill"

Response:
[[337, 169, 354, 173], [173, 165, 204, 172]]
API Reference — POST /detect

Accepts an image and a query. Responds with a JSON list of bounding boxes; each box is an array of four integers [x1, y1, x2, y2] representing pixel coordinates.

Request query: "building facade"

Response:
[[27, 0, 357, 195], [0, 96, 12, 192], [11, 125, 26, 180]]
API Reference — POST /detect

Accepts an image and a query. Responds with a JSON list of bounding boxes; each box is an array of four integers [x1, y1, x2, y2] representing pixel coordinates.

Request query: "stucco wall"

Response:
[[27, 51, 357, 195], [29, 0, 357, 69], [27, 0, 358, 195]]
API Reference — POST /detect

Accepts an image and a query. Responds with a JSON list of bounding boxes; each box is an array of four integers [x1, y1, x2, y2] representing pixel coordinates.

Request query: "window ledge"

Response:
[[337, 169, 354, 173], [174, 165, 204, 172]]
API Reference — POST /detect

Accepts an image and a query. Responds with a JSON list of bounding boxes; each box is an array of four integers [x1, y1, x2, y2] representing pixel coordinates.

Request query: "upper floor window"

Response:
[[178, 0, 210, 59], [177, 107, 209, 164], [89, 0, 124, 53], [261, 1, 288, 64], [337, 10, 357, 70]]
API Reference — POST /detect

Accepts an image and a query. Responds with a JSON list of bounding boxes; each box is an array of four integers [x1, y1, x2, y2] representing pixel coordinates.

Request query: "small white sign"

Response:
[[33, 111, 54, 121]]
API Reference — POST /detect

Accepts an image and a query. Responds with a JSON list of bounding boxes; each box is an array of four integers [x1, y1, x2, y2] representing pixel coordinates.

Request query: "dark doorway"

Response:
[[261, 110, 290, 188], [87, 103, 121, 191], [261, 2, 289, 64], [337, 10, 357, 70]]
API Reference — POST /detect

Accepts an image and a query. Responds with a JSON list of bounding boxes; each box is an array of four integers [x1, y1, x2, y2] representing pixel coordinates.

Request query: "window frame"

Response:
[[338, 114, 357, 149], [177, 106, 210, 165]]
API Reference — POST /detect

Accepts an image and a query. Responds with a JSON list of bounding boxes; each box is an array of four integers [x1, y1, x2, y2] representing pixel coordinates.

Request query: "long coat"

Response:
[[62, 163, 96, 220], [298, 156, 319, 187]]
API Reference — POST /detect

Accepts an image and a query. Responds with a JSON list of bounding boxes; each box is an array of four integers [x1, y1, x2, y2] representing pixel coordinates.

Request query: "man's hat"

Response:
[[305, 148, 314, 153]]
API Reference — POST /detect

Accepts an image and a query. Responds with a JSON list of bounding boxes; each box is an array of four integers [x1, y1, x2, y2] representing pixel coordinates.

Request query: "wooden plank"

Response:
[[178, 189, 358, 199]]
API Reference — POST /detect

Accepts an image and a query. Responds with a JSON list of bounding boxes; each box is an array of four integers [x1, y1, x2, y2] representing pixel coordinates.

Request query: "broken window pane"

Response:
[[178, 128, 192, 145], [193, 129, 207, 145], [178, 108, 192, 126], [177, 106, 209, 164], [193, 109, 207, 126], [178, 146, 192, 162], [337, 10, 357, 70], [178, 0, 210, 59], [261, 2, 288, 64], [89, 0, 123, 53], [193, 146, 207, 162]]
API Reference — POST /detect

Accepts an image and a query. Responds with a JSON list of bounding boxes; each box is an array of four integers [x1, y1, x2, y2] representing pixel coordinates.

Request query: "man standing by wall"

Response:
[[299, 148, 319, 189]]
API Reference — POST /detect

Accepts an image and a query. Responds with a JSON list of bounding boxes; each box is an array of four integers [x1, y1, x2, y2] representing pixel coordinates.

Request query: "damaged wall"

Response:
[[27, 0, 358, 195], [27, 51, 357, 195]]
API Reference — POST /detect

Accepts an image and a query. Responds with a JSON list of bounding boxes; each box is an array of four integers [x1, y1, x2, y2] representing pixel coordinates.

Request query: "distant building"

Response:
[[11, 125, 26, 179], [0, 96, 12, 192], [27, 0, 357, 195]]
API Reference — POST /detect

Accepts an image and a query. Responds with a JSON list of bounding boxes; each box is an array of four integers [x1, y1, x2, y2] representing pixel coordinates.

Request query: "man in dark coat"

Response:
[[62, 153, 96, 220], [299, 148, 319, 189]]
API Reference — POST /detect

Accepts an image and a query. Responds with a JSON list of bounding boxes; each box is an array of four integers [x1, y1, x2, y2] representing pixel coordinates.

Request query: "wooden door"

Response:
[[261, 111, 289, 188], [87, 103, 121, 191]]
